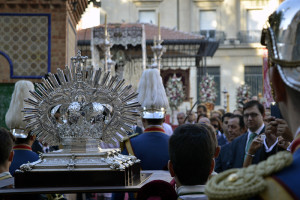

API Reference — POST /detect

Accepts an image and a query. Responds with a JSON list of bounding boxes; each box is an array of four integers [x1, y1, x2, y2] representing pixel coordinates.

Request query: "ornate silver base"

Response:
[[15, 149, 141, 188]]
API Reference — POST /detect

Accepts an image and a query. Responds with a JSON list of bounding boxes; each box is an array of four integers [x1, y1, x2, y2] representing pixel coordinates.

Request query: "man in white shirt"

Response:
[[163, 122, 173, 136]]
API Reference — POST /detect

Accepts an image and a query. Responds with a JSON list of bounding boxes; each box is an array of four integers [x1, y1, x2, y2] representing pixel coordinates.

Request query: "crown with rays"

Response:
[[22, 51, 141, 146]]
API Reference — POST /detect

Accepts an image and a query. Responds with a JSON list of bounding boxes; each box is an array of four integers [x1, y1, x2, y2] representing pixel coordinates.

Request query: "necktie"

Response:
[[244, 132, 257, 159]]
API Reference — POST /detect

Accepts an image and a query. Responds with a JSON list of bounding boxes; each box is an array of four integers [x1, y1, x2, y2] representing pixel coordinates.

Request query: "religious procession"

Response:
[[0, 0, 299, 200]]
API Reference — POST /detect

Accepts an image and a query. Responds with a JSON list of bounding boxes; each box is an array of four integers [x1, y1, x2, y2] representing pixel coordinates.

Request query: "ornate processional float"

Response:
[[14, 20, 143, 187]]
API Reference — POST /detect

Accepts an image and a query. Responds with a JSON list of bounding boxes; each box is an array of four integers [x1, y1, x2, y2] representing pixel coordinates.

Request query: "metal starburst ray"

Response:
[[23, 51, 141, 146]]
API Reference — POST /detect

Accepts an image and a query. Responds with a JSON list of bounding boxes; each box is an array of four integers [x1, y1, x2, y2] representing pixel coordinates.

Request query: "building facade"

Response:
[[98, 0, 280, 113], [0, 0, 88, 128]]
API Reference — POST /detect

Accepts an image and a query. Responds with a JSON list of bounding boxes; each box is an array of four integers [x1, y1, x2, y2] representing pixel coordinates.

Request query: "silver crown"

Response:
[[22, 51, 140, 146]]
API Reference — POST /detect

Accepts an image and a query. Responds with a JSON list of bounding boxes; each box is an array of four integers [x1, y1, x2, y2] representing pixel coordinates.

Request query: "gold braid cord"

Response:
[[205, 151, 293, 200]]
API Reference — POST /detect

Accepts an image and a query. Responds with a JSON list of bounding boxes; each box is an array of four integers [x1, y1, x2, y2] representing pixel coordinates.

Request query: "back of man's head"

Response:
[[14, 133, 32, 145], [143, 118, 164, 126], [169, 124, 214, 185], [0, 128, 14, 166]]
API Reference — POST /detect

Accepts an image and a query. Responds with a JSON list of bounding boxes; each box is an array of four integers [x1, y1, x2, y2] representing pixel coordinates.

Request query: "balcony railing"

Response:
[[237, 30, 262, 43], [194, 30, 226, 43]]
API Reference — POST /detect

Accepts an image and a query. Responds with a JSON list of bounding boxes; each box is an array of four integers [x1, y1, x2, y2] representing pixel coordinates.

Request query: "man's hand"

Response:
[[275, 119, 294, 142], [277, 136, 291, 150], [248, 136, 264, 155], [265, 117, 278, 147]]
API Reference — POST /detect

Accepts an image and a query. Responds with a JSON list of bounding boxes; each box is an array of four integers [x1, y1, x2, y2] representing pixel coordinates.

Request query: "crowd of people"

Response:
[[1, 0, 300, 199]]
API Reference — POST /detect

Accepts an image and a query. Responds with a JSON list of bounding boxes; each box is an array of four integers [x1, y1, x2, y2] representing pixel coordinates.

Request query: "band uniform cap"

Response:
[[137, 68, 169, 119], [142, 107, 165, 119]]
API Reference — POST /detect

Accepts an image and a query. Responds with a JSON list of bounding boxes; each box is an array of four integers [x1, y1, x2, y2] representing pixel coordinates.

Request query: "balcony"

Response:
[[237, 30, 262, 43], [194, 30, 226, 43]]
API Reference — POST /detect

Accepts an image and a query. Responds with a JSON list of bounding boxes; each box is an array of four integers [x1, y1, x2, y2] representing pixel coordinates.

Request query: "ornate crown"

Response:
[[23, 51, 141, 146]]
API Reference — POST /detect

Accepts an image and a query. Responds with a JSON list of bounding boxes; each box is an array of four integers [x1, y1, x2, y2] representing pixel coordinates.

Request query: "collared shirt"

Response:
[[177, 185, 208, 200], [245, 124, 278, 153], [0, 172, 12, 181], [245, 123, 265, 153], [217, 131, 227, 141], [163, 123, 173, 136]]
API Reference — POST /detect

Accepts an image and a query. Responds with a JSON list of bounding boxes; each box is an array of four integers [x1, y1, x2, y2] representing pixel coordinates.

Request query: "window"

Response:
[[207, 67, 220, 105], [247, 9, 264, 31], [199, 10, 217, 38], [139, 10, 156, 24], [244, 66, 263, 97]]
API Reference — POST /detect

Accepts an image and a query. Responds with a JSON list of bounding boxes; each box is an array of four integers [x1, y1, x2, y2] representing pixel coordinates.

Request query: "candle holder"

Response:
[[99, 35, 115, 73], [222, 88, 228, 111], [150, 39, 166, 70], [99, 14, 115, 73]]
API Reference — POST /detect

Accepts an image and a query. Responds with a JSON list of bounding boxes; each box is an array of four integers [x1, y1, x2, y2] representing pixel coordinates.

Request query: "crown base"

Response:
[[61, 138, 101, 153]]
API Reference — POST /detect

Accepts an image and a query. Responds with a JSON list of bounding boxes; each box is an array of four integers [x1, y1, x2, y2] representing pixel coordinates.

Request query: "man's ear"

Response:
[[214, 146, 221, 158], [142, 118, 147, 128], [168, 160, 175, 177], [30, 135, 36, 141], [9, 151, 14, 162], [270, 66, 286, 102]]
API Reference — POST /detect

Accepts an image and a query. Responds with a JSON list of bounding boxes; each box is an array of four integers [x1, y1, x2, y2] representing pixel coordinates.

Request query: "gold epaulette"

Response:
[[205, 151, 293, 200], [120, 133, 139, 152]]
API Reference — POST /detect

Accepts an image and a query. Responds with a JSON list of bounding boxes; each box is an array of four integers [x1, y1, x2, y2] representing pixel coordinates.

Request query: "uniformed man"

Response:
[[122, 67, 170, 170], [5, 80, 40, 176], [112, 66, 170, 200], [205, 0, 300, 199]]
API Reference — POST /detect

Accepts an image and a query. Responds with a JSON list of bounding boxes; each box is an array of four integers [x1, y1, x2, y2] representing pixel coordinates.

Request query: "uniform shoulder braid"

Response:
[[205, 151, 293, 200], [119, 133, 139, 153]]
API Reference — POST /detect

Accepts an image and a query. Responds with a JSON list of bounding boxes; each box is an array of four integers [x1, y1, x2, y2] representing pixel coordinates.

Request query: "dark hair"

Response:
[[209, 117, 223, 133], [230, 114, 245, 129], [197, 105, 207, 113], [218, 108, 225, 116], [202, 124, 218, 153], [222, 112, 233, 122], [137, 180, 177, 200], [243, 100, 265, 115], [169, 124, 213, 185], [15, 131, 32, 145], [0, 128, 14, 165], [145, 118, 164, 125]]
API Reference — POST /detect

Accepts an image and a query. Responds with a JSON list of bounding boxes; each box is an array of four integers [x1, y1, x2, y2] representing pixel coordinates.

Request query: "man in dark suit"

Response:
[[206, 2, 300, 198], [227, 114, 247, 142], [215, 100, 278, 173]]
